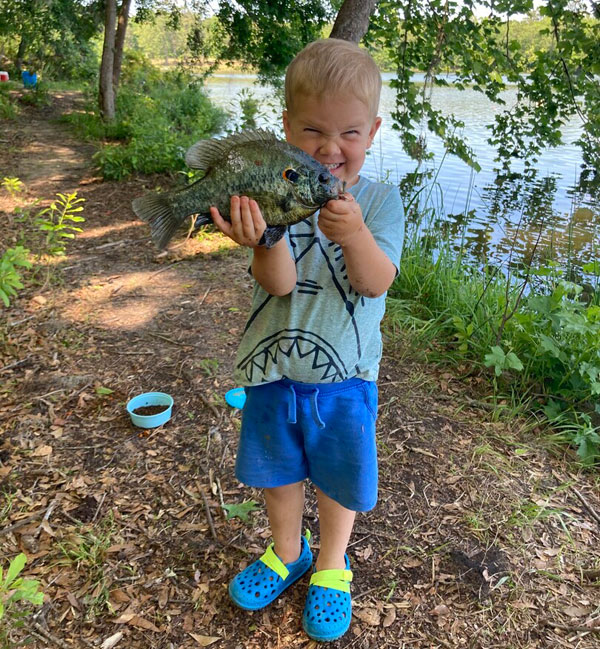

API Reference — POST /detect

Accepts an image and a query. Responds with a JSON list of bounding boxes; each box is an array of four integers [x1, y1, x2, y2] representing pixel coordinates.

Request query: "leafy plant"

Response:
[[198, 358, 219, 377], [484, 345, 524, 377], [36, 192, 85, 256], [0, 246, 32, 307], [0, 553, 44, 647], [2, 177, 25, 199]]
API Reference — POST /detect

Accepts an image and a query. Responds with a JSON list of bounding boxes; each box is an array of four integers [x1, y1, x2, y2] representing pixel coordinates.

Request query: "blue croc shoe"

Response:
[[302, 555, 353, 642], [229, 532, 312, 610]]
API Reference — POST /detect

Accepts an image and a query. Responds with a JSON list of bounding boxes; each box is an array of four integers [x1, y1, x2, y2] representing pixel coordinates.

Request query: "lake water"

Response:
[[204, 73, 599, 275]]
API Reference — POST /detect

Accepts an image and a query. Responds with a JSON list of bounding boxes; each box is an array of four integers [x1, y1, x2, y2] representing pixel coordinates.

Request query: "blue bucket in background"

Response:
[[22, 70, 37, 88]]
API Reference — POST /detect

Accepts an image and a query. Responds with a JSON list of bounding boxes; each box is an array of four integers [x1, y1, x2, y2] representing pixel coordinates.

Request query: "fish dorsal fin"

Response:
[[185, 129, 280, 170]]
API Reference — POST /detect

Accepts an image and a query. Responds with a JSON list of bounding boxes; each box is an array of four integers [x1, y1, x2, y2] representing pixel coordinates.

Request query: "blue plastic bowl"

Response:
[[127, 392, 173, 428]]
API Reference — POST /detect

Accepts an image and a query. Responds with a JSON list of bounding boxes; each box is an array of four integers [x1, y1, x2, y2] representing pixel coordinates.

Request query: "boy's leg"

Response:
[[264, 481, 305, 564], [314, 486, 356, 570]]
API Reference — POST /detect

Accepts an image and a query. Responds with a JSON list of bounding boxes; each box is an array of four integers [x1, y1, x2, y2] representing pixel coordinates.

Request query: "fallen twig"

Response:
[[0, 507, 47, 537], [147, 331, 188, 347], [34, 499, 58, 537], [0, 355, 34, 373], [92, 492, 107, 523], [148, 260, 185, 278], [571, 487, 600, 526], [200, 489, 218, 542], [28, 622, 72, 649], [542, 619, 600, 634], [199, 393, 222, 421]]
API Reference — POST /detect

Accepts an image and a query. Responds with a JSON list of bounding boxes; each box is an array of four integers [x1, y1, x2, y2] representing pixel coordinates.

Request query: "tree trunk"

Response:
[[99, 0, 117, 120], [113, 0, 132, 92], [15, 35, 26, 72], [330, 0, 379, 43]]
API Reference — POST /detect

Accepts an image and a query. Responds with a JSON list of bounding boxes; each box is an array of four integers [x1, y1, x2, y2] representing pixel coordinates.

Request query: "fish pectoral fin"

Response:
[[258, 225, 287, 248]]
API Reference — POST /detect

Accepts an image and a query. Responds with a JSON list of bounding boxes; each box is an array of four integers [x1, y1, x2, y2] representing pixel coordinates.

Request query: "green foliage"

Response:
[[0, 87, 19, 119], [1, 177, 25, 199], [0, 247, 32, 308], [0, 553, 44, 647], [0, 0, 102, 80], [18, 80, 51, 107], [223, 499, 261, 523], [211, 0, 333, 84], [67, 55, 228, 179], [368, 2, 600, 182], [36, 192, 85, 256], [484, 346, 524, 377], [388, 225, 600, 465]]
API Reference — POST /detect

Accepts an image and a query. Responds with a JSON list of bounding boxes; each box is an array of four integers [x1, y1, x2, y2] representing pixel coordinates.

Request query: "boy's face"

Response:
[[283, 93, 381, 188]]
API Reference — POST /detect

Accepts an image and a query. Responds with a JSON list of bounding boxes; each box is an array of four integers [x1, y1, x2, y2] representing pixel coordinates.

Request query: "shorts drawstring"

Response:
[[287, 384, 325, 429], [310, 388, 326, 429]]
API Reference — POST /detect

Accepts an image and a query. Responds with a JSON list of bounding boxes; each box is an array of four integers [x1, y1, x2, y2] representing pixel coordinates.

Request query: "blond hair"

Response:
[[285, 39, 382, 118]]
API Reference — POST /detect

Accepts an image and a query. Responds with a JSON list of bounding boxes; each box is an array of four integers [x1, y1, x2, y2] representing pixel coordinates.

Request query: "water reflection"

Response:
[[204, 73, 600, 273]]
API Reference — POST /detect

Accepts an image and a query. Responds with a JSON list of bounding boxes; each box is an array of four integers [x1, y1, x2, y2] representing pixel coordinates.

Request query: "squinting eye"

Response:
[[283, 167, 300, 183]]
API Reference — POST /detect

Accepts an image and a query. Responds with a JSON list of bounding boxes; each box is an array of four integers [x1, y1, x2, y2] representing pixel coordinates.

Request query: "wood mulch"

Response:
[[1, 91, 600, 649]]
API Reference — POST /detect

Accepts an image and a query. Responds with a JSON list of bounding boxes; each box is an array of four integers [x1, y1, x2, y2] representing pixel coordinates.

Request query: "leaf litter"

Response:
[[1, 92, 600, 649]]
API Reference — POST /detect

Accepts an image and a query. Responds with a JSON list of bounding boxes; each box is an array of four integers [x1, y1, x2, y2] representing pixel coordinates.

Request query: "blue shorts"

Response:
[[235, 377, 378, 512]]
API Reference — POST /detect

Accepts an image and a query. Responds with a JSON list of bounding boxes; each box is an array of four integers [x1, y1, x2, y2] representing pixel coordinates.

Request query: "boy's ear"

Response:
[[367, 117, 382, 148], [282, 110, 291, 139]]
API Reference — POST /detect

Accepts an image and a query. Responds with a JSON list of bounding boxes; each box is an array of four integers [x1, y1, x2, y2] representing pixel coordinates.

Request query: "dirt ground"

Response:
[[1, 92, 600, 649]]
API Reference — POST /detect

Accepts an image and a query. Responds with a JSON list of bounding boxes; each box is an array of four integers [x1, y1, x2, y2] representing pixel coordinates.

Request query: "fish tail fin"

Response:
[[132, 193, 180, 249]]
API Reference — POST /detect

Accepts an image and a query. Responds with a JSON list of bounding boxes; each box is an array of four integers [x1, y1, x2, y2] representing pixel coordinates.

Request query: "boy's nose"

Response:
[[317, 136, 341, 156]]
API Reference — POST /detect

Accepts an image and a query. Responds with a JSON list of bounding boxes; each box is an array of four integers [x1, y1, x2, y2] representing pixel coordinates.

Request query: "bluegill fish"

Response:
[[131, 130, 343, 249]]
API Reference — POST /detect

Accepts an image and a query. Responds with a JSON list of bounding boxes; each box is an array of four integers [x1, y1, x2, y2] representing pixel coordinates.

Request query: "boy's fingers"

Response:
[[249, 199, 267, 234], [230, 196, 246, 240], [210, 206, 232, 235], [238, 196, 257, 240]]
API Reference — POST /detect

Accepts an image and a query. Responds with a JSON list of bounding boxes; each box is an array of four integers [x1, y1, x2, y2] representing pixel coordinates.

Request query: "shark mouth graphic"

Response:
[[237, 329, 348, 384]]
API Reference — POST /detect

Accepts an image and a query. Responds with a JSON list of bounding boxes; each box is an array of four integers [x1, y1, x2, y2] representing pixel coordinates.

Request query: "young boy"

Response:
[[210, 38, 405, 642]]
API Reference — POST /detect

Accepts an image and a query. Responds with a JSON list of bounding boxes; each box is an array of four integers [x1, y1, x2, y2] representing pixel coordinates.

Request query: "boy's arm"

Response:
[[318, 195, 396, 298], [210, 196, 297, 296]]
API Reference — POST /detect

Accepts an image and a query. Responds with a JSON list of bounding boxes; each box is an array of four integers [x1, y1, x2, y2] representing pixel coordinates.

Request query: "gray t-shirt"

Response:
[[234, 175, 405, 386]]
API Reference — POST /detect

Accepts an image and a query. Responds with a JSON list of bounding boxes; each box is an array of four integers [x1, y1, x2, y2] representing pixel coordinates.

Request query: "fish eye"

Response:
[[283, 167, 300, 183], [318, 172, 330, 184]]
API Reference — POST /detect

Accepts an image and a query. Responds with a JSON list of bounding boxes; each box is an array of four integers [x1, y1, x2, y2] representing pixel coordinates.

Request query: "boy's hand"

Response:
[[318, 193, 365, 247], [210, 195, 267, 248]]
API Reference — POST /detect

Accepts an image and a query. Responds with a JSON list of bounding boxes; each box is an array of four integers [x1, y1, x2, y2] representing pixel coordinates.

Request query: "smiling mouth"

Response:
[[323, 162, 344, 172]]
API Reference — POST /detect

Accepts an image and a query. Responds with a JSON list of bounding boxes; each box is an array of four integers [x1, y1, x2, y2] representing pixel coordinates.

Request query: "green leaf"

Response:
[[539, 334, 561, 358], [95, 386, 114, 396], [484, 345, 506, 376], [5, 553, 26, 588], [222, 500, 260, 522], [505, 352, 524, 372]]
